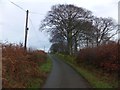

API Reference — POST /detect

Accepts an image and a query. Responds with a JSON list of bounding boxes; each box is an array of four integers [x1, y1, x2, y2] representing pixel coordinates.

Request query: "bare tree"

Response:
[[40, 4, 93, 55], [92, 17, 117, 46], [50, 42, 67, 54]]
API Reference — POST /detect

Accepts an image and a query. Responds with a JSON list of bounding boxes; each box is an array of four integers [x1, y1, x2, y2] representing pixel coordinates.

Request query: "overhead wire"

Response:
[[29, 11, 45, 16], [7, 0, 46, 49], [29, 17, 47, 51], [7, 0, 46, 16], [7, 0, 26, 12], [29, 17, 42, 43]]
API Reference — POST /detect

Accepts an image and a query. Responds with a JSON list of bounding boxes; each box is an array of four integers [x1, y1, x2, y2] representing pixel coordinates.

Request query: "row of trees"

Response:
[[40, 4, 117, 55]]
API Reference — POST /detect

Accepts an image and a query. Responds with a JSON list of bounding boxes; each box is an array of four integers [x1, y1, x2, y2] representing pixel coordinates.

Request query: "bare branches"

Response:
[[39, 4, 117, 54]]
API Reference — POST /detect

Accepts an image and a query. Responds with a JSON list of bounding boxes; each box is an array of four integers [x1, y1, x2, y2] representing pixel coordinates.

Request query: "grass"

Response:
[[75, 66, 113, 88], [27, 78, 43, 88], [26, 55, 52, 89], [39, 55, 52, 73], [2, 43, 52, 88], [56, 53, 118, 88]]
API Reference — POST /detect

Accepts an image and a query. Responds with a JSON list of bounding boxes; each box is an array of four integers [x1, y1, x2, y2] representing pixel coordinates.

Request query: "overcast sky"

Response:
[[0, 0, 119, 52]]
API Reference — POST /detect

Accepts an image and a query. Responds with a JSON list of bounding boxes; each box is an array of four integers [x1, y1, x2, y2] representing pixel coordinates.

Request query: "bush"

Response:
[[76, 43, 120, 73], [2, 43, 47, 88]]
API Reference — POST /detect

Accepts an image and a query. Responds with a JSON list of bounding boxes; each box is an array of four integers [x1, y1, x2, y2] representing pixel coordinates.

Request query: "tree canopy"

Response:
[[40, 4, 117, 55]]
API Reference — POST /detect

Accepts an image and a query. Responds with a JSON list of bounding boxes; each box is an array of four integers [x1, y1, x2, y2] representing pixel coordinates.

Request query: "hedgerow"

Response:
[[76, 43, 120, 73], [2, 43, 47, 88]]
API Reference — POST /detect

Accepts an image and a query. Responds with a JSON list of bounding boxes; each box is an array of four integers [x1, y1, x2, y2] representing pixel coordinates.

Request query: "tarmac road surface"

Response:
[[43, 54, 91, 88]]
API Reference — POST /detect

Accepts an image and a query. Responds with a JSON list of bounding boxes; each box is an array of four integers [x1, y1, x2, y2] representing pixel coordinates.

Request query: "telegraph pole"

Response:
[[44, 46, 45, 52], [24, 10, 29, 50], [118, 1, 120, 88]]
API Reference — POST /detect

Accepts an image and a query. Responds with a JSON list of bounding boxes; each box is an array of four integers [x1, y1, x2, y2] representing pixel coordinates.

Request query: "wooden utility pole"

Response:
[[44, 46, 45, 52], [24, 10, 29, 50]]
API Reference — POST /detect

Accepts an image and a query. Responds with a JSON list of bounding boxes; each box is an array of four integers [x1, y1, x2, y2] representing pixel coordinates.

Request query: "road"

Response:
[[43, 54, 91, 88]]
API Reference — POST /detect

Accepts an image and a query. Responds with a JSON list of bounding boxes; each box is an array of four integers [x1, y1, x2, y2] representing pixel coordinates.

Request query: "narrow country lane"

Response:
[[43, 54, 92, 88]]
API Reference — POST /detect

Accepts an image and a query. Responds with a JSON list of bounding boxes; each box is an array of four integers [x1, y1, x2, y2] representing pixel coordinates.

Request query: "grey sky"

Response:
[[1, 0, 119, 52]]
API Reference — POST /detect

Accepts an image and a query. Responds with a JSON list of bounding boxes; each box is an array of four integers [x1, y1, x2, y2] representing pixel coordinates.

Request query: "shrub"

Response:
[[2, 43, 47, 88], [76, 43, 120, 73]]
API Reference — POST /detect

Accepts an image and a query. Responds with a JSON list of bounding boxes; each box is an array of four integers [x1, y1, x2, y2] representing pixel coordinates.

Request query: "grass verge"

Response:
[[28, 55, 52, 89], [39, 55, 52, 74], [56, 53, 118, 88], [2, 43, 52, 88]]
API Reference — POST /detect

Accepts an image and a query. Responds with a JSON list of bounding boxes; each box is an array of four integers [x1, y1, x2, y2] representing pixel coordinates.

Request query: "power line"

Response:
[[29, 17, 36, 31], [7, 0, 26, 12], [7, 0, 45, 16], [29, 11, 45, 15], [29, 17, 42, 42], [29, 17, 46, 50], [7, 0, 47, 50], [29, 17, 48, 51]]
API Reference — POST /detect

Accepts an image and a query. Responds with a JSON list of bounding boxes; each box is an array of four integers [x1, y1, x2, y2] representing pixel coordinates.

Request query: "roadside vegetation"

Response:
[[40, 3, 119, 88], [56, 43, 119, 88], [2, 43, 52, 88], [2, 3, 118, 88]]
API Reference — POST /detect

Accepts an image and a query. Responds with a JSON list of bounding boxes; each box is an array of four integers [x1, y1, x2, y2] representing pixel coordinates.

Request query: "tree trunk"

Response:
[[67, 32, 72, 55], [74, 36, 78, 54]]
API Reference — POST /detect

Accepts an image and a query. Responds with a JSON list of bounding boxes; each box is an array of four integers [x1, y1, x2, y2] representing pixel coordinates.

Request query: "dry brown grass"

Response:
[[2, 43, 47, 88]]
